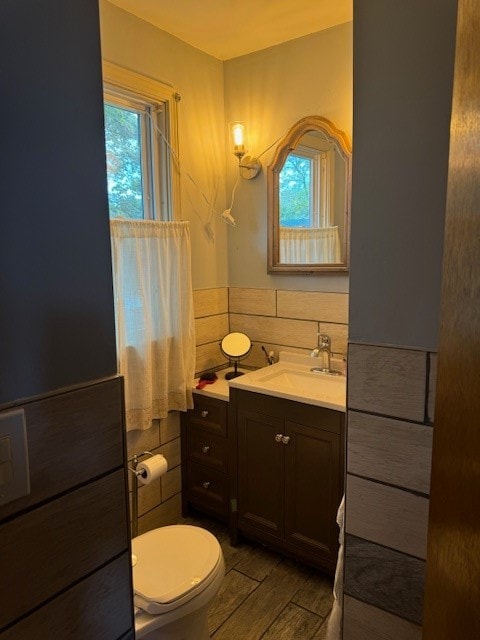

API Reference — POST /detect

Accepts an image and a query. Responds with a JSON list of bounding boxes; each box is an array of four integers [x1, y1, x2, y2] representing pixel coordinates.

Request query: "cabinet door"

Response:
[[238, 410, 285, 539], [284, 421, 341, 561]]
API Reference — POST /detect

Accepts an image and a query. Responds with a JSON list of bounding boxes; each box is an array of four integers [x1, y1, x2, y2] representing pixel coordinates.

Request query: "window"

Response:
[[102, 62, 179, 220]]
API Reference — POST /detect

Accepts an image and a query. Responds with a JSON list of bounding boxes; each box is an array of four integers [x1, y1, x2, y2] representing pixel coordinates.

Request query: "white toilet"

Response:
[[132, 525, 225, 640]]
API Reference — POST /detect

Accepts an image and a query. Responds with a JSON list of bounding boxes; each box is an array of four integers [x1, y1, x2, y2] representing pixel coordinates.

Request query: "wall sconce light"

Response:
[[230, 121, 262, 179]]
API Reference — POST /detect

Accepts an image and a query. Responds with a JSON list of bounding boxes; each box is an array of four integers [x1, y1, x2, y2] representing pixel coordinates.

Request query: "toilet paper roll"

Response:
[[137, 454, 168, 485]]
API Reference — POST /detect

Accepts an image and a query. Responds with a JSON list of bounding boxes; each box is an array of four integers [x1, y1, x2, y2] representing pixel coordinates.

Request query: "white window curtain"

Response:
[[279, 226, 341, 263], [110, 219, 195, 431]]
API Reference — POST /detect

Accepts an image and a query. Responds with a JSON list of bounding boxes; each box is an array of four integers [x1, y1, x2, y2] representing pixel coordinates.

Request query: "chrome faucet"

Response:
[[310, 333, 331, 373]]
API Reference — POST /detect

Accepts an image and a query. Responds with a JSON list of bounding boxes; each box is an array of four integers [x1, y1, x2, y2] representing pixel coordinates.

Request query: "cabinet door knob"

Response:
[[281, 435, 290, 445], [275, 433, 283, 443], [202, 481, 211, 490], [201, 410, 209, 418], [201, 445, 210, 454]]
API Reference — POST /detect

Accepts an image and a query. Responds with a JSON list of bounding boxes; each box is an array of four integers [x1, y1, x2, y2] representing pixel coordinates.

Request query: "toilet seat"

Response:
[[132, 525, 222, 615]]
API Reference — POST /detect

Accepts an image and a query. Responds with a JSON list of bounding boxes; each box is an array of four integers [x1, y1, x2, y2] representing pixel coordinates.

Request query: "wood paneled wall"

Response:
[[0, 378, 133, 639], [423, 0, 480, 636], [344, 344, 437, 637]]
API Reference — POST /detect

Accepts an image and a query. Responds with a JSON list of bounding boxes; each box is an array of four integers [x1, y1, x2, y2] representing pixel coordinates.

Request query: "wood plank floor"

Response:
[[180, 513, 333, 639]]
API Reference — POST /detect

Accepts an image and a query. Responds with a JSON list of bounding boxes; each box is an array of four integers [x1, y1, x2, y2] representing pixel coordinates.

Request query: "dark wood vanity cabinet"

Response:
[[233, 389, 344, 575], [181, 394, 230, 522], [181, 388, 344, 575]]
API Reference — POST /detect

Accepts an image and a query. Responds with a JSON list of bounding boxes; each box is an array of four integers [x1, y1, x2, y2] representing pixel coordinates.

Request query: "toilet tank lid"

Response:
[[132, 525, 221, 604]]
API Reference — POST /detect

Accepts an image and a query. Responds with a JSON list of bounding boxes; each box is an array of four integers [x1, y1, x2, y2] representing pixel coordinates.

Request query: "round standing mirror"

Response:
[[220, 332, 252, 379]]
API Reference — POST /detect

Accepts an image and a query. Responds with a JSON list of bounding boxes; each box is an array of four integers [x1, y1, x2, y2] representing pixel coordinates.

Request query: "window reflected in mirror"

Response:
[[268, 116, 351, 273]]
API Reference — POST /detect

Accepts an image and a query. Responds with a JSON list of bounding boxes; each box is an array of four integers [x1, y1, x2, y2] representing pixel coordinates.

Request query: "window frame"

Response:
[[294, 145, 321, 228], [102, 61, 180, 221]]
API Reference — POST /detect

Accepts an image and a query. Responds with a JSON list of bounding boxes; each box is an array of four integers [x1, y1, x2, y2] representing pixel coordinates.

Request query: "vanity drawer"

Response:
[[186, 427, 228, 473], [190, 395, 227, 436], [186, 463, 229, 518]]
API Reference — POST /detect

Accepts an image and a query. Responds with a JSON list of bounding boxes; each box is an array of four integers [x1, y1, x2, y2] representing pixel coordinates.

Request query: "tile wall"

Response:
[[344, 343, 437, 639], [230, 288, 349, 369], [194, 287, 230, 374], [194, 287, 349, 374], [126, 412, 182, 535], [128, 286, 349, 535]]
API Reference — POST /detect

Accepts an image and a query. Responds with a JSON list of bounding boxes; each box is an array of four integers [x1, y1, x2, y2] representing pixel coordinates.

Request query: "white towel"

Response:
[[325, 495, 345, 640]]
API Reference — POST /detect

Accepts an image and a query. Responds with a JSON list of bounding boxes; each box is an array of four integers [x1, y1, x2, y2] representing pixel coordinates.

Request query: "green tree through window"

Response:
[[279, 153, 312, 227], [104, 103, 144, 219]]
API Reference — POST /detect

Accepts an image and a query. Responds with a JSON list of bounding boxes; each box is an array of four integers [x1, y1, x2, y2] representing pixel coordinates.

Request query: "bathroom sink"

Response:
[[229, 352, 346, 412], [256, 368, 339, 391]]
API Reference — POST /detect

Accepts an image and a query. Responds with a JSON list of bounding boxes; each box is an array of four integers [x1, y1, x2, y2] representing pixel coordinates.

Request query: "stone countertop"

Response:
[[192, 352, 346, 413]]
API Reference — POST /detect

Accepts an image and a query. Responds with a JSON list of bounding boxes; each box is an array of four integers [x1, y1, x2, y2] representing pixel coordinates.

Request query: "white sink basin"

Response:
[[229, 352, 346, 412], [257, 367, 338, 389]]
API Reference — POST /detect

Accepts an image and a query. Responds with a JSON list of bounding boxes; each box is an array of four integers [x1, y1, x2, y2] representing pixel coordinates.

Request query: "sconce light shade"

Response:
[[230, 121, 262, 179], [231, 121, 246, 159]]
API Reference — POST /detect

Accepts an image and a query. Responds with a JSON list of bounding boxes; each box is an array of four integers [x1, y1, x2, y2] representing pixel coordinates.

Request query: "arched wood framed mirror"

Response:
[[267, 116, 351, 273]]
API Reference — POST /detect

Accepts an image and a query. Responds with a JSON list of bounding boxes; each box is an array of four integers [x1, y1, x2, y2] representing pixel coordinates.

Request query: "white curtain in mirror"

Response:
[[110, 219, 195, 431], [279, 226, 341, 264]]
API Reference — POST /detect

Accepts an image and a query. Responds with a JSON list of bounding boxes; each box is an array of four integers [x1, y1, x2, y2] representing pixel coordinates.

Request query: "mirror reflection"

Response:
[[268, 116, 351, 273]]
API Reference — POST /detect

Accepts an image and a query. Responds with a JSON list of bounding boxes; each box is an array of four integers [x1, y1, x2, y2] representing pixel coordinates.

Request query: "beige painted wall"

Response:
[[100, 3, 352, 294], [99, 1, 229, 290], [224, 23, 352, 293]]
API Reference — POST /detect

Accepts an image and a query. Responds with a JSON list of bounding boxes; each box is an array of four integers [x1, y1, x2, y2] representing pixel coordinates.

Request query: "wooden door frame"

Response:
[[423, 0, 480, 637]]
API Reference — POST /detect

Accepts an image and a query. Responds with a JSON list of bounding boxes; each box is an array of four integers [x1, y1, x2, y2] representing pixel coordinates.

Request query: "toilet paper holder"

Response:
[[128, 450, 154, 478], [128, 450, 154, 538]]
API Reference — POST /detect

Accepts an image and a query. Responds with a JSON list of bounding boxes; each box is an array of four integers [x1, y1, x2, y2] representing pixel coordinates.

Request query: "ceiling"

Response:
[[107, 0, 352, 60]]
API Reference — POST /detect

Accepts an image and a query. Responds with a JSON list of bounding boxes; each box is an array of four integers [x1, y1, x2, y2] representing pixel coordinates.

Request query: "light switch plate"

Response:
[[0, 409, 30, 506], [0, 435, 12, 463]]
